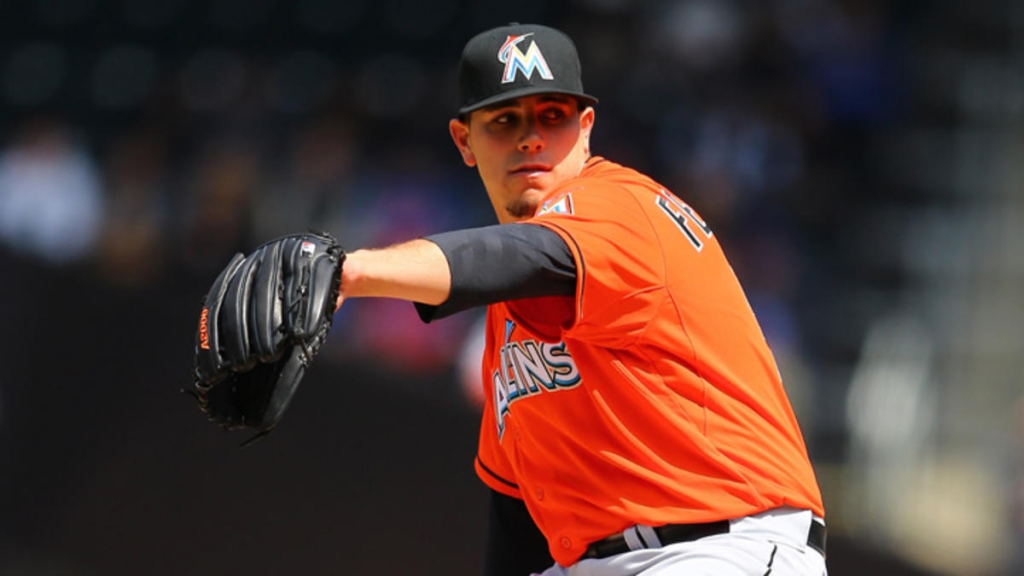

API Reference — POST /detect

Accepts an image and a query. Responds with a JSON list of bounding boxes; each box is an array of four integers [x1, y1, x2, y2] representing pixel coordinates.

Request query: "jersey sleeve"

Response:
[[526, 180, 665, 349]]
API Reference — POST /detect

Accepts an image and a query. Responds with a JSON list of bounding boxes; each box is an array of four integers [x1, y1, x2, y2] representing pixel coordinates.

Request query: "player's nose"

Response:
[[517, 121, 544, 153]]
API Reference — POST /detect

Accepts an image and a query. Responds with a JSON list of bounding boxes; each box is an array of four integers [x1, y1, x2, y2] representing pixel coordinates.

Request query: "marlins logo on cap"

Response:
[[499, 33, 554, 84], [456, 23, 598, 114]]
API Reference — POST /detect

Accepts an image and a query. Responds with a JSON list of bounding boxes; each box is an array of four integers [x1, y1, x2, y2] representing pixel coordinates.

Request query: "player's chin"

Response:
[[505, 191, 544, 220]]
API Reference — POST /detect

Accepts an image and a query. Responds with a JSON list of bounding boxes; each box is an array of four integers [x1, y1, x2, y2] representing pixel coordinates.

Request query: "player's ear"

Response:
[[580, 107, 595, 156], [449, 118, 476, 167]]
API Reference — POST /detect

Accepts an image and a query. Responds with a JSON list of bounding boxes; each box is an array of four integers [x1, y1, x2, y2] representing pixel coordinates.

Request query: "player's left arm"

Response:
[[338, 223, 576, 318]]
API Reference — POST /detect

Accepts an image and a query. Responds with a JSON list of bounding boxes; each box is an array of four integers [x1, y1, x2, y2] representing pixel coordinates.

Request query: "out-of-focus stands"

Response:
[[0, 0, 1019, 574]]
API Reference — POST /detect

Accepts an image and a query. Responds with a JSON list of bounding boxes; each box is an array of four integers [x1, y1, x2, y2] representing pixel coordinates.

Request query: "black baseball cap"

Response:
[[457, 23, 598, 115]]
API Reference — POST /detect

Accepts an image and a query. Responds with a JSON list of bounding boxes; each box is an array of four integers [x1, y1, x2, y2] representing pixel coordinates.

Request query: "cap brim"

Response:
[[458, 87, 598, 115]]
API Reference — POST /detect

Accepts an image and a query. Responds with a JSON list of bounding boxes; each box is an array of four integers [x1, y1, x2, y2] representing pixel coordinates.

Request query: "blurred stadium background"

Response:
[[0, 0, 1021, 574]]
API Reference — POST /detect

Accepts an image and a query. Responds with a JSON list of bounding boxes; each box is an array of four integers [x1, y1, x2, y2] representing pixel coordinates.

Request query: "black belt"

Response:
[[581, 517, 827, 560]]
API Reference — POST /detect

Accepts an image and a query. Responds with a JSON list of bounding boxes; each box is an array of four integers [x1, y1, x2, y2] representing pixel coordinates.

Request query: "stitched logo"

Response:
[[538, 193, 573, 215], [199, 308, 211, 350], [498, 33, 553, 84], [492, 320, 580, 441]]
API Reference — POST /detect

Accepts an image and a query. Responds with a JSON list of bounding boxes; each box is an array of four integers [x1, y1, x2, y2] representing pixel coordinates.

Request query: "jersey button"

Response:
[[513, 429, 522, 441], [560, 537, 572, 549], [534, 488, 544, 501]]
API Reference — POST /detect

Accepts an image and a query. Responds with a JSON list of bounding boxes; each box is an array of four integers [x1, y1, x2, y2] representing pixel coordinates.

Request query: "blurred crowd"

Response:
[[0, 0, 909, 418], [5, 1, 1023, 575]]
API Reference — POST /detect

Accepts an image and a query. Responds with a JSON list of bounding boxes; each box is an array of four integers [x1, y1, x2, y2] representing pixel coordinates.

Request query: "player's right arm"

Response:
[[339, 238, 452, 306], [336, 223, 577, 318]]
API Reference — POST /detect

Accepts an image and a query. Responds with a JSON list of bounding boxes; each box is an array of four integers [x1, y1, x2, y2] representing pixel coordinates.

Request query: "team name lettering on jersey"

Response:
[[498, 34, 554, 84], [493, 320, 580, 440]]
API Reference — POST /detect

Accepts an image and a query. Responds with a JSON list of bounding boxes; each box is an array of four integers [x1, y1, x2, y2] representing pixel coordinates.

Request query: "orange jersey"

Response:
[[473, 157, 824, 566]]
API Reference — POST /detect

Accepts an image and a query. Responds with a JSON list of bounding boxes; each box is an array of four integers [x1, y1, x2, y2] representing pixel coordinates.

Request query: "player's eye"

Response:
[[540, 107, 569, 123], [491, 112, 519, 126]]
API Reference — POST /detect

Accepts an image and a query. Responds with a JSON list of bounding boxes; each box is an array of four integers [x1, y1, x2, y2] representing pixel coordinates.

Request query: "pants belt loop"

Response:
[[636, 525, 663, 548], [622, 526, 645, 551]]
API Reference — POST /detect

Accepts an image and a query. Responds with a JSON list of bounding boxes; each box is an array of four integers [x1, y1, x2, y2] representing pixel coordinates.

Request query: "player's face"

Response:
[[449, 95, 595, 224]]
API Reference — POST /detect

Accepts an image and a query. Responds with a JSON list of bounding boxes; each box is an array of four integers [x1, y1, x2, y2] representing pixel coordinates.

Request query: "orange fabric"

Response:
[[474, 157, 824, 566]]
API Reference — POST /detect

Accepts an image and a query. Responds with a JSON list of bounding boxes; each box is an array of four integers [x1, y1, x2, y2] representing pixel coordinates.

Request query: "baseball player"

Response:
[[335, 23, 827, 575]]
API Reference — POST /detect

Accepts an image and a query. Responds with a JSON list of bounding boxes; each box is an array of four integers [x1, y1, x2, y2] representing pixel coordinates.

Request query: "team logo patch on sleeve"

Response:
[[538, 194, 573, 215]]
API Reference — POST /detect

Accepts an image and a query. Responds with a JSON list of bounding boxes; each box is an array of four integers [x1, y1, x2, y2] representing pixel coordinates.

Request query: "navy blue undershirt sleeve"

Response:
[[413, 223, 576, 322]]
